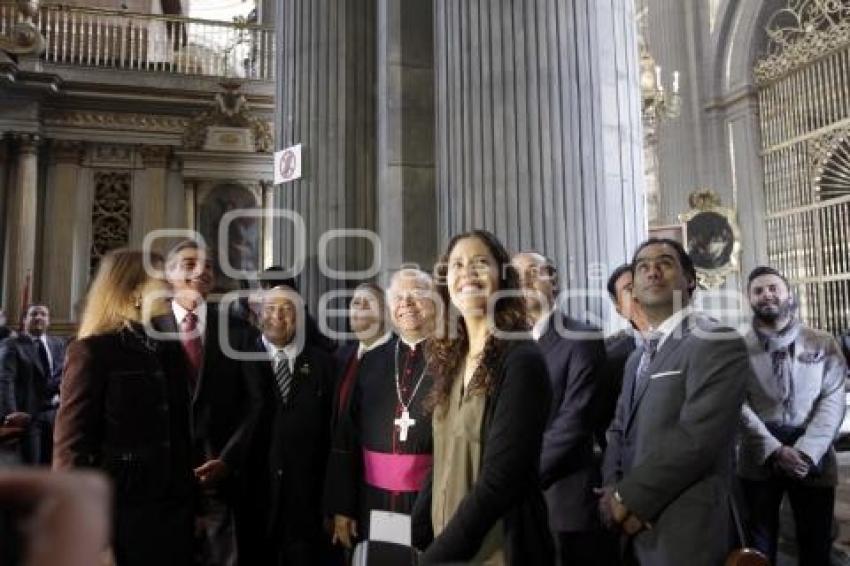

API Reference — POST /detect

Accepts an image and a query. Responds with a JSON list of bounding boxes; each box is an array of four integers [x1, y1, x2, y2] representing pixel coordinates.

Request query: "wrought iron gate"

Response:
[[755, 0, 850, 334]]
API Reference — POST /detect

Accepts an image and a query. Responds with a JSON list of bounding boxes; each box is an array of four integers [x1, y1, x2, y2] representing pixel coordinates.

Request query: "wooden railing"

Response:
[[0, 2, 274, 80]]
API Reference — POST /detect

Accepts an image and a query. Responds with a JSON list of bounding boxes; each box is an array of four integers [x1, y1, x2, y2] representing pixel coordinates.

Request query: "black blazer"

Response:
[[53, 325, 195, 566], [537, 314, 606, 532], [330, 341, 357, 427], [0, 334, 66, 419], [413, 340, 554, 565], [593, 329, 638, 450], [152, 304, 264, 488]]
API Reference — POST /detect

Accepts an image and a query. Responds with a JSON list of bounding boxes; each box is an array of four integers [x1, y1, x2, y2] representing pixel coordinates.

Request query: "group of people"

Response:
[[0, 229, 847, 566]]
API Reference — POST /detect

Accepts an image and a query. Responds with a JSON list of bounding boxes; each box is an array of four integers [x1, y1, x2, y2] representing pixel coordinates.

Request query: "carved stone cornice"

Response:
[[43, 110, 189, 134], [139, 145, 171, 168], [51, 139, 85, 164], [13, 133, 40, 154]]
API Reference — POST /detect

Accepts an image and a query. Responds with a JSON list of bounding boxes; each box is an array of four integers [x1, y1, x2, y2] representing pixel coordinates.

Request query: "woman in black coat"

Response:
[[53, 249, 195, 566], [413, 230, 554, 564]]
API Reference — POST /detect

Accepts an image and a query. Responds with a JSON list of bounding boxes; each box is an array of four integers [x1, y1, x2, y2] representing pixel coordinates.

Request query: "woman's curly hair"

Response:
[[425, 230, 530, 413]]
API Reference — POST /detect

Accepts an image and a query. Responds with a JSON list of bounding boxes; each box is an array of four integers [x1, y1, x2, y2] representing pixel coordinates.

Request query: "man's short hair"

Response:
[[25, 304, 49, 315], [631, 238, 697, 294], [606, 264, 632, 301], [260, 266, 299, 292], [747, 266, 790, 292], [354, 281, 385, 306], [389, 268, 433, 292], [166, 239, 215, 265]]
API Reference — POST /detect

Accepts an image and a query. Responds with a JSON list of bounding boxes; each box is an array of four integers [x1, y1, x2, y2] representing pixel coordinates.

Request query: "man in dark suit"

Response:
[[599, 238, 751, 566], [594, 264, 650, 450], [0, 304, 66, 465], [512, 252, 607, 566], [155, 240, 264, 566], [243, 284, 337, 565]]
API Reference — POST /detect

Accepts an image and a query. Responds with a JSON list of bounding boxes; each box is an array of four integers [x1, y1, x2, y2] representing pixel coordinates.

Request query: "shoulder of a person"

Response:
[[501, 339, 546, 370], [559, 313, 601, 334], [797, 325, 838, 345]]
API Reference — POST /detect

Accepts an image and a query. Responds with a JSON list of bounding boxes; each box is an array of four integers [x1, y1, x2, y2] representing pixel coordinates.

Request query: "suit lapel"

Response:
[[625, 317, 692, 432]]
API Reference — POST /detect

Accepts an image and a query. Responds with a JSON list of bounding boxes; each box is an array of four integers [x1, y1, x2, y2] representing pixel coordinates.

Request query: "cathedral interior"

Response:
[[2, 0, 850, 561]]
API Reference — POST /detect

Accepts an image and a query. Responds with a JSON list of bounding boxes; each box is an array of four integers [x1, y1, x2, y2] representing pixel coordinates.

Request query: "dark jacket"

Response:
[[53, 324, 194, 566], [0, 334, 66, 419], [538, 314, 606, 532], [593, 329, 638, 449], [152, 304, 264, 488], [412, 340, 554, 565]]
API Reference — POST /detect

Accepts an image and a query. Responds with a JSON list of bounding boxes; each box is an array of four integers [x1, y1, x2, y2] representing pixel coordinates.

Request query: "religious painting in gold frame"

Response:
[[678, 189, 742, 289]]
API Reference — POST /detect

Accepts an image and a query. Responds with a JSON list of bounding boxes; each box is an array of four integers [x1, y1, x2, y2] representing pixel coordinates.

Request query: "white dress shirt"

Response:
[[262, 335, 298, 374], [171, 300, 207, 343]]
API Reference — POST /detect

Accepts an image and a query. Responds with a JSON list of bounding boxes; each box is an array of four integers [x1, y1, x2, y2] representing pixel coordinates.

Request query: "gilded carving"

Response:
[[808, 127, 850, 201], [678, 189, 742, 289], [184, 81, 272, 153], [43, 110, 189, 133]]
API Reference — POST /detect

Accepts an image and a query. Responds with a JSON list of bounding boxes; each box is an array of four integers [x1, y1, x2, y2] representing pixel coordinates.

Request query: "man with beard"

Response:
[[325, 269, 436, 553], [738, 266, 846, 566]]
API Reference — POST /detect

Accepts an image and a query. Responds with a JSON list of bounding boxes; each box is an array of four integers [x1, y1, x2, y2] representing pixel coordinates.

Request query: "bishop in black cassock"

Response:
[[324, 269, 437, 550]]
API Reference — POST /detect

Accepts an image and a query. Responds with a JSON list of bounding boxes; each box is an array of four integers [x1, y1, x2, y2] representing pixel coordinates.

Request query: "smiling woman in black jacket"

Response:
[[413, 230, 554, 565]]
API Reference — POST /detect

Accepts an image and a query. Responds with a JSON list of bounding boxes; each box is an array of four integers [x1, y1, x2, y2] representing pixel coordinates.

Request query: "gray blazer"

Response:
[[738, 325, 846, 486], [602, 313, 749, 566]]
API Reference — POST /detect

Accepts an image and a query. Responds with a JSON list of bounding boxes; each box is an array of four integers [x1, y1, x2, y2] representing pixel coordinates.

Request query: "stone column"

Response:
[[275, 0, 377, 309], [41, 140, 85, 321], [135, 145, 171, 250], [3, 133, 40, 322], [376, 0, 437, 271], [434, 0, 646, 323]]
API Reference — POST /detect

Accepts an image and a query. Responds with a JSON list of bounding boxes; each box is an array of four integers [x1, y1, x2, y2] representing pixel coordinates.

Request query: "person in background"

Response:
[[53, 249, 195, 566], [332, 282, 392, 428], [512, 251, 606, 566], [0, 304, 66, 465], [594, 264, 650, 450], [412, 230, 553, 564], [738, 266, 847, 566]]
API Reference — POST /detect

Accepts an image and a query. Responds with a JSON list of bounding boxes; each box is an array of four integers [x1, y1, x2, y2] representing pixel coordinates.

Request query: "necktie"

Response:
[[180, 312, 203, 390], [632, 334, 661, 407], [274, 350, 294, 406], [34, 339, 51, 376]]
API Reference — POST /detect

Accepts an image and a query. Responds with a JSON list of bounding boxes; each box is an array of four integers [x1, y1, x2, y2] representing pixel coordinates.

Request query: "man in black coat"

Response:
[[0, 304, 66, 465], [594, 265, 650, 450], [245, 284, 336, 565], [154, 240, 264, 566], [512, 252, 607, 566]]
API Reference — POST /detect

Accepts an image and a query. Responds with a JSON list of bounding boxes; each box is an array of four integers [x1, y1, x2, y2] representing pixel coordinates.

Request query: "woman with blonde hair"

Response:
[[53, 249, 195, 566]]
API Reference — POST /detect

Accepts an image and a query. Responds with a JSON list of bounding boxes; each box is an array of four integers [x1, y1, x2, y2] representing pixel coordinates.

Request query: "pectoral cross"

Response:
[[394, 410, 416, 442]]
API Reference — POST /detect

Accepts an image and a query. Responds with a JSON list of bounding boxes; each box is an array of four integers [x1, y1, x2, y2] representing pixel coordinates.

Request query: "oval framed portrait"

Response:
[[678, 190, 742, 288]]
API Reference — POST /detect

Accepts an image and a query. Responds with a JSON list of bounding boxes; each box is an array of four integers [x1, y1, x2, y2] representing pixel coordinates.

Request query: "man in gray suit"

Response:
[[599, 238, 750, 566], [738, 266, 846, 565]]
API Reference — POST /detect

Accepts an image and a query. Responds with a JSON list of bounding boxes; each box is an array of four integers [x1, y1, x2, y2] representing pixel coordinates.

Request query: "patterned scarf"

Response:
[[755, 318, 802, 422]]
